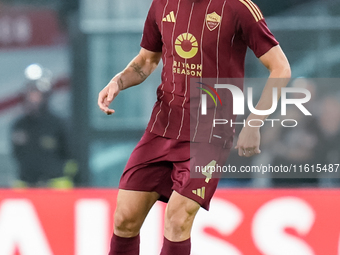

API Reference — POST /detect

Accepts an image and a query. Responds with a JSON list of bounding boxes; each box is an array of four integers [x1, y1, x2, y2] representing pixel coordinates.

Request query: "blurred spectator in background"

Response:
[[11, 64, 77, 188], [268, 79, 321, 186], [316, 95, 340, 186]]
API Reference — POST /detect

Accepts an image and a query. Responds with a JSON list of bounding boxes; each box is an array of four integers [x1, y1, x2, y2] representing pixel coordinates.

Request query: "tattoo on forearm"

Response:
[[118, 77, 124, 90], [131, 62, 147, 81]]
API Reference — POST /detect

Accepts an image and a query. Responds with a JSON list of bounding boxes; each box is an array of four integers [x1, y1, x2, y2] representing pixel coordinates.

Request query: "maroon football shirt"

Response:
[[141, 0, 278, 146]]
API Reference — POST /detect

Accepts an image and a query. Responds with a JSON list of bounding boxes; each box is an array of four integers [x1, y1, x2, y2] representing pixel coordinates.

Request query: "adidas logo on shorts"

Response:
[[192, 187, 205, 199]]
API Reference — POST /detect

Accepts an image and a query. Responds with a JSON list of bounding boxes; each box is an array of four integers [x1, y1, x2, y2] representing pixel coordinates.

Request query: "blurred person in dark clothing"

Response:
[[11, 65, 76, 188]]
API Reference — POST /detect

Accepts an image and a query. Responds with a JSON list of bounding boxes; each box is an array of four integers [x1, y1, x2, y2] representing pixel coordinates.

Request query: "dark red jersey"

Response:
[[141, 0, 278, 145]]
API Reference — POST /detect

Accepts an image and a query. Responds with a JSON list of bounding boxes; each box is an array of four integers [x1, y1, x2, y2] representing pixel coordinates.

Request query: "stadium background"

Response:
[[0, 0, 340, 254]]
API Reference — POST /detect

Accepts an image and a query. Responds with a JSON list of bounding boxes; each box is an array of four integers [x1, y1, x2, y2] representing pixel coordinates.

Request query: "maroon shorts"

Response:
[[119, 131, 231, 210]]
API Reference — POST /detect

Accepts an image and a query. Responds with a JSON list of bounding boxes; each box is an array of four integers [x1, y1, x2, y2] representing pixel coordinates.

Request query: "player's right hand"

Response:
[[98, 77, 121, 115]]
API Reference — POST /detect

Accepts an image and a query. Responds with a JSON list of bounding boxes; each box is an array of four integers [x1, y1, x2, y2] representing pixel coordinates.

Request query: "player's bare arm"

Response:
[[236, 45, 291, 157], [98, 48, 162, 115]]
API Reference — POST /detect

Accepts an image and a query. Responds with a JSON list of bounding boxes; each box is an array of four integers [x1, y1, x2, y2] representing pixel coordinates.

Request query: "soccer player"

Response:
[[98, 0, 291, 254]]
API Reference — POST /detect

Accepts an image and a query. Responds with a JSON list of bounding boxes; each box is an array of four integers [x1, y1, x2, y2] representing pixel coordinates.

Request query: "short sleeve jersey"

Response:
[[141, 0, 278, 146]]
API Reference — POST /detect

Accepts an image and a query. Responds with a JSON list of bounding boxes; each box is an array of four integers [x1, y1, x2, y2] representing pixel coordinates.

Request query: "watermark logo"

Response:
[[195, 79, 312, 128], [199, 83, 311, 116], [197, 82, 222, 115]]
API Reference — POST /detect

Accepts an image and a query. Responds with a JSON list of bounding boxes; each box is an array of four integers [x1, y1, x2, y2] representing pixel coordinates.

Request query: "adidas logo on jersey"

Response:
[[162, 11, 176, 23], [192, 187, 206, 199]]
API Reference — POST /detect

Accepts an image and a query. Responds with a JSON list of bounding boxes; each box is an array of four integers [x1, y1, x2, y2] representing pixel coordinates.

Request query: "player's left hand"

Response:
[[235, 126, 261, 157], [98, 76, 121, 115]]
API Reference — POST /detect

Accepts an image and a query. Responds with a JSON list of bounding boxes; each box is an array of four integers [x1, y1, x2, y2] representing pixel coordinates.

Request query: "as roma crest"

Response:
[[206, 12, 221, 31]]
